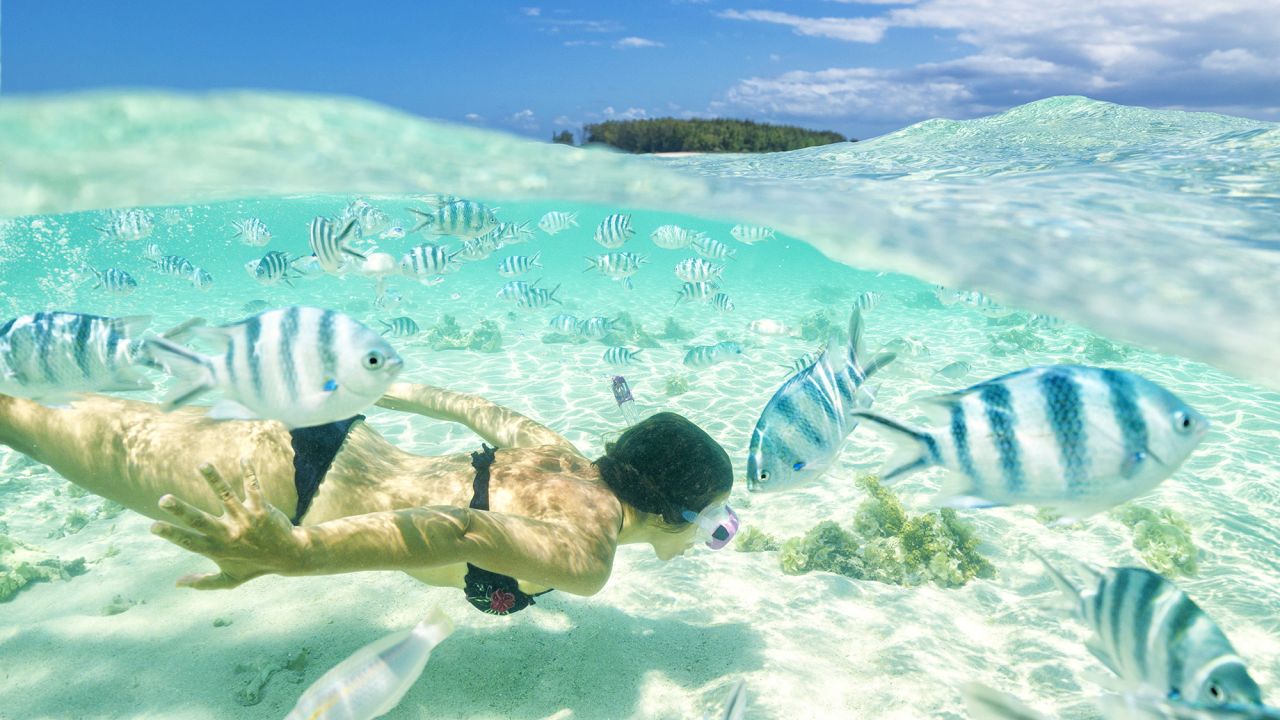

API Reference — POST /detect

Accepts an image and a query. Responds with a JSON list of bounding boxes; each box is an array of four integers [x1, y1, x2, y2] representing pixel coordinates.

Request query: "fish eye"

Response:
[[1208, 683, 1223, 701], [759, 471, 769, 482], [363, 350, 385, 370], [1173, 410, 1194, 434]]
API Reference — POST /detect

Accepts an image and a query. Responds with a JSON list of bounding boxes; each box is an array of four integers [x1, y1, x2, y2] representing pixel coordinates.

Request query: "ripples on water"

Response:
[[0, 91, 1277, 719]]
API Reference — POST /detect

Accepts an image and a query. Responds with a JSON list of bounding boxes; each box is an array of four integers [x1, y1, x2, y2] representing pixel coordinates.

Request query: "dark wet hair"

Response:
[[594, 412, 734, 527]]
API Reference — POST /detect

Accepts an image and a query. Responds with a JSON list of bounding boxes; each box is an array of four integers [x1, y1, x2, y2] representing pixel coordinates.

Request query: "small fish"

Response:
[[232, 217, 272, 247], [579, 316, 617, 339], [650, 224, 704, 250], [1028, 313, 1065, 329], [538, 211, 579, 236], [0, 312, 160, 403], [585, 252, 647, 280], [241, 300, 270, 314], [379, 317, 420, 338], [375, 287, 406, 310], [747, 308, 895, 492], [593, 213, 634, 249], [496, 221, 536, 245], [408, 199, 498, 238], [960, 683, 1048, 720], [674, 258, 724, 283], [400, 244, 460, 279], [142, 243, 163, 261], [951, 289, 1011, 317], [711, 680, 747, 720], [604, 346, 642, 366], [97, 208, 153, 242], [1039, 555, 1262, 707], [691, 236, 737, 261], [675, 281, 719, 306], [963, 682, 1280, 720], [496, 279, 539, 303], [292, 255, 328, 280], [711, 293, 735, 312], [189, 267, 214, 291], [339, 199, 391, 236], [91, 268, 138, 296], [853, 365, 1209, 520], [309, 217, 365, 275], [145, 306, 404, 430], [882, 336, 930, 357], [253, 250, 298, 286], [160, 207, 185, 226], [683, 341, 743, 368], [284, 607, 454, 720], [380, 225, 406, 240], [730, 225, 774, 245], [153, 255, 195, 278], [934, 360, 971, 379], [457, 236, 500, 262], [517, 284, 561, 309], [497, 251, 542, 277], [783, 350, 823, 375], [749, 319, 790, 336], [548, 314, 580, 334], [854, 291, 881, 312]]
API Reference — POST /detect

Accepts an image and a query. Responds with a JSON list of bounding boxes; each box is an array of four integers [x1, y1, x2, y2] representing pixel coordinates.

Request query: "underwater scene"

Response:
[[0, 91, 1279, 720]]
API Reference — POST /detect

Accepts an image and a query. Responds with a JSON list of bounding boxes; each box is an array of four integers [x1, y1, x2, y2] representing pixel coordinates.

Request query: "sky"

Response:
[[4, 0, 1278, 141]]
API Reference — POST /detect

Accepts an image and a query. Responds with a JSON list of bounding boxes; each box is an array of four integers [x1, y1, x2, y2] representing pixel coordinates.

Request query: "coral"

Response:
[[661, 317, 694, 341], [426, 315, 503, 352], [102, 594, 139, 616], [234, 649, 309, 706], [663, 374, 692, 397], [988, 327, 1046, 355], [467, 320, 502, 352], [0, 535, 87, 602], [48, 509, 91, 539], [602, 311, 662, 349], [734, 526, 780, 552], [1082, 335, 1134, 363], [1111, 504, 1199, 577], [809, 284, 851, 305], [853, 476, 906, 538], [799, 311, 845, 343], [779, 521, 864, 578]]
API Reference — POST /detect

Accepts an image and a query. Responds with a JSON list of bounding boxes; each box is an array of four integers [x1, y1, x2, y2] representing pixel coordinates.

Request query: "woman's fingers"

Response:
[[240, 458, 265, 513], [176, 571, 242, 590], [151, 520, 218, 555], [158, 493, 222, 537], [198, 463, 248, 523]]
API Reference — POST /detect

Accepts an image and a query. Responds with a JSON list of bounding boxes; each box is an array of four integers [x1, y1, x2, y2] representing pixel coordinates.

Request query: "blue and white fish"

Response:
[[284, 607, 454, 720], [783, 350, 822, 376], [91, 268, 138, 296], [548, 314, 580, 334], [0, 312, 161, 403], [400, 244, 460, 279], [142, 243, 163, 261], [963, 682, 1280, 720], [97, 208, 153, 242], [942, 288, 1011, 317], [593, 213, 634, 249], [650, 224, 704, 250], [1039, 555, 1262, 707], [189, 267, 214, 291], [730, 225, 774, 245], [675, 281, 719, 306], [684, 341, 743, 369], [496, 279, 538, 303], [379, 317, 420, 338], [933, 360, 972, 380], [497, 252, 542, 277], [309, 217, 366, 275], [496, 221, 536, 245], [232, 217, 272, 247], [1028, 313, 1066, 329], [517, 284, 561, 309], [145, 306, 404, 429], [380, 225, 406, 240], [457, 236, 500, 263], [408, 199, 498, 239], [253, 250, 298, 287], [579, 316, 617, 339], [852, 365, 1209, 519], [585, 252, 647, 289], [538, 211, 578, 236], [691, 236, 737, 261], [746, 308, 895, 492], [339, 199, 391, 236], [854, 291, 881, 313], [674, 258, 724, 284], [711, 293, 735, 312], [153, 255, 195, 278], [292, 255, 329, 281], [604, 346, 642, 366]]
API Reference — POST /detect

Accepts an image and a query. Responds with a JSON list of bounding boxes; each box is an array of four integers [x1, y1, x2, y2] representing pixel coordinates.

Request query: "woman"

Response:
[[0, 383, 737, 615]]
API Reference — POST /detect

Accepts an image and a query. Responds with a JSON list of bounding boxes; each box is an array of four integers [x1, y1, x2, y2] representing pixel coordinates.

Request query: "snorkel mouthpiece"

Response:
[[683, 505, 740, 550]]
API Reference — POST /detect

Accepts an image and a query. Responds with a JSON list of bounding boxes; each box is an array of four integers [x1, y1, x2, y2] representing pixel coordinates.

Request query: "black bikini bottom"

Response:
[[288, 415, 364, 525]]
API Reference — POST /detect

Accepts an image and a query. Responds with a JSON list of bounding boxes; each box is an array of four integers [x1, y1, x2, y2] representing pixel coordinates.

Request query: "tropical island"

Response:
[[553, 117, 851, 153]]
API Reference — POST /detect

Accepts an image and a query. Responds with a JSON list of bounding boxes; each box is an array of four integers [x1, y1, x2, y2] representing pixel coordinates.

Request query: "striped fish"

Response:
[[309, 217, 366, 275], [517, 284, 561, 309], [674, 281, 719, 306], [1039, 555, 1262, 707], [604, 346, 642, 366], [232, 217, 271, 247], [379, 317, 420, 338], [683, 341, 743, 368], [711, 293, 735, 312], [457, 236, 500, 262], [91, 268, 138, 296], [934, 360, 972, 379], [497, 252, 542, 277], [400, 244, 460, 279], [189, 267, 214, 291], [593, 213, 634, 249], [1029, 313, 1066, 329], [854, 291, 881, 312], [579, 316, 617, 339], [548, 314, 579, 334], [285, 607, 454, 720], [253, 250, 297, 286], [691, 236, 737, 261], [497, 221, 535, 245], [538, 210, 578, 236], [746, 308, 895, 492], [144, 307, 404, 429], [585, 252, 646, 279], [730, 225, 774, 245], [674, 258, 724, 283], [496, 279, 538, 303], [153, 254, 195, 278], [0, 312, 157, 403], [97, 208, 153, 242], [964, 682, 1280, 720], [408, 199, 498, 239], [339, 199, 390, 236], [852, 365, 1210, 519], [783, 350, 822, 376], [142, 243, 163, 261], [945, 289, 1012, 317], [650, 224, 703, 250]]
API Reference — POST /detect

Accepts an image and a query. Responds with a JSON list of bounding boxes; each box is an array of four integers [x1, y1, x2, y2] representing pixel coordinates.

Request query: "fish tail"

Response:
[[582, 256, 597, 272], [144, 338, 216, 410], [406, 207, 434, 234], [532, 251, 542, 268], [849, 410, 937, 483], [89, 267, 104, 289], [846, 307, 895, 379], [549, 284, 562, 304], [960, 683, 1049, 720], [1030, 550, 1085, 614]]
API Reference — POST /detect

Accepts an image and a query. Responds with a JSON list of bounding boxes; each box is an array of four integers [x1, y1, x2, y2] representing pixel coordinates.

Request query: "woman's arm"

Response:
[[151, 461, 616, 596], [376, 382, 577, 452]]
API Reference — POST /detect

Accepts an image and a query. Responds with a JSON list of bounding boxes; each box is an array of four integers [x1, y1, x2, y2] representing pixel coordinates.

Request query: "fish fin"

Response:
[[144, 338, 215, 410], [532, 251, 542, 268], [719, 679, 748, 720], [583, 257, 598, 272], [1083, 637, 1124, 678], [208, 399, 259, 421], [160, 317, 207, 342], [550, 284, 562, 304], [849, 410, 937, 483], [960, 683, 1050, 720], [406, 207, 435, 234], [624, 277, 633, 291], [188, 325, 236, 351], [844, 307, 896, 379], [855, 383, 879, 408], [89, 268, 104, 289], [111, 315, 153, 337], [341, 246, 367, 260], [1121, 451, 1148, 479]]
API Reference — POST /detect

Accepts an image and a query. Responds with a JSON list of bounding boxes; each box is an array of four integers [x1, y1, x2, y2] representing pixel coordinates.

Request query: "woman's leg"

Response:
[[0, 393, 299, 522]]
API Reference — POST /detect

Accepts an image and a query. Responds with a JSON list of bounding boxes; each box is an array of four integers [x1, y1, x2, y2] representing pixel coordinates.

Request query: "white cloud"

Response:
[[564, 39, 603, 47], [507, 109, 538, 129], [614, 36, 664, 49], [464, 113, 483, 122], [521, 7, 540, 16], [601, 106, 649, 120], [719, 9, 887, 43], [553, 115, 577, 127], [728, 68, 971, 119], [1201, 48, 1277, 75]]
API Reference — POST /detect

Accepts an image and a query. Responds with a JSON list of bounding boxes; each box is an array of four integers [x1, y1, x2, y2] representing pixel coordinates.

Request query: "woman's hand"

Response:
[[150, 459, 309, 590]]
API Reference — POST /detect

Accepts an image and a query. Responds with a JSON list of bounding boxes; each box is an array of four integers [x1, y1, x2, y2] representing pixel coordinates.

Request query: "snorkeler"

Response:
[[0, 383, 737, 615]]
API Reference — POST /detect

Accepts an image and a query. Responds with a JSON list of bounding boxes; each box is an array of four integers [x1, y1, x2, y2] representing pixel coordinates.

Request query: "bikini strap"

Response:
[[468, 443, 497, 511]]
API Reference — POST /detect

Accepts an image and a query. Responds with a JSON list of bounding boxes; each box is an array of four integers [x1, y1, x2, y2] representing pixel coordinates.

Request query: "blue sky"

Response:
[[5, 1, 1278, 141]]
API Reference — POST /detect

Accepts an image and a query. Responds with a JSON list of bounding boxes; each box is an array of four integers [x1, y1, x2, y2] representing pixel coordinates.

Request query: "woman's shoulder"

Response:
[[493, 445, 618, 524]]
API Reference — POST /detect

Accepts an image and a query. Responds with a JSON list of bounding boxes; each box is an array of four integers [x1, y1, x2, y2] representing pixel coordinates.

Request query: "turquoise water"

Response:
[[0, 91, 1278, 719]]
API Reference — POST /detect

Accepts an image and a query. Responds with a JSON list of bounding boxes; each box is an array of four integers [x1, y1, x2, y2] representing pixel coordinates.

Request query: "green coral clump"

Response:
[[0, 535, 87, 602], [663, 374, 692, 397], [1110, 504, 1199, 577], [426, 315, 503, 352], [602, 312, 662, 349], [734, 526, 780, 552], [661, 317, 693, 341], [799, 311, 847, 344], [779, 521, 864, 577], [1082, 335, 1134, 363]]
